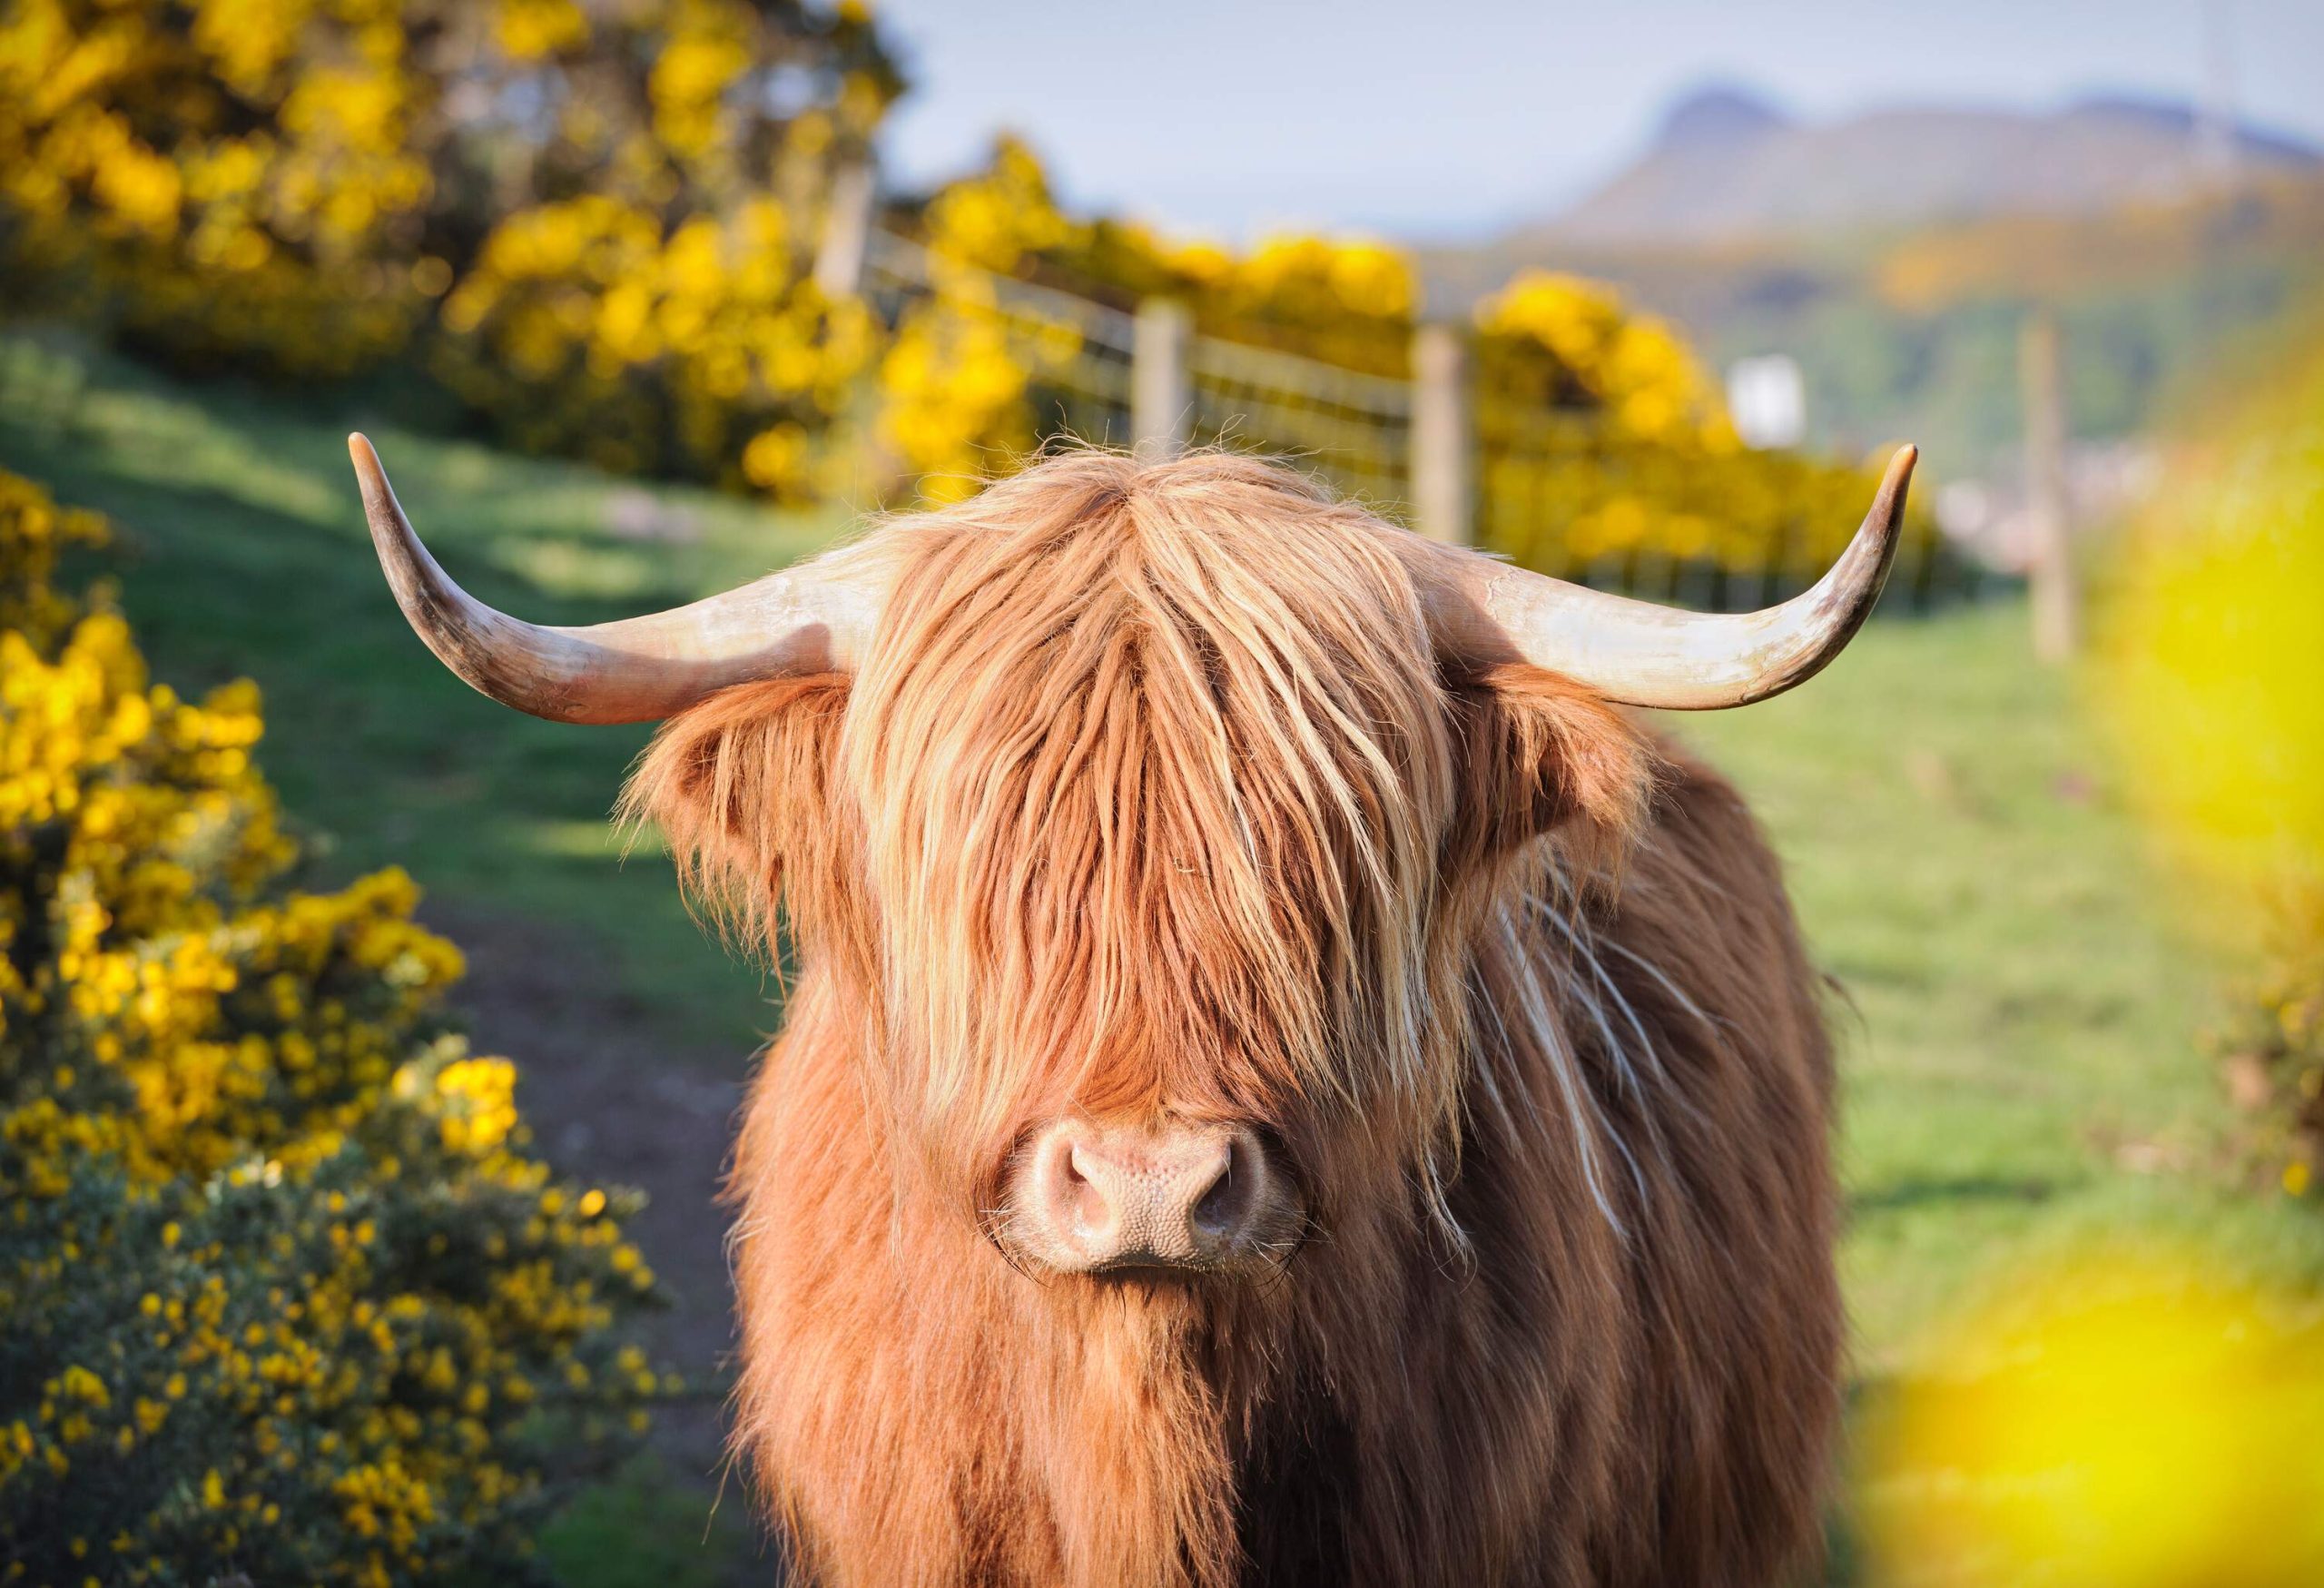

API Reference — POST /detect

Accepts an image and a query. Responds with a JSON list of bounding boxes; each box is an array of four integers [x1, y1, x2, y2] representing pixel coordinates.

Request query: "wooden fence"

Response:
[[860, 229, 1991, 615]]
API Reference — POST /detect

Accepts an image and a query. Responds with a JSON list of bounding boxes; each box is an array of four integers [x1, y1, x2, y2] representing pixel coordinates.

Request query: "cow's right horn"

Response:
[[1434, 445, 1917, 710], [350, 434, 880, 725]]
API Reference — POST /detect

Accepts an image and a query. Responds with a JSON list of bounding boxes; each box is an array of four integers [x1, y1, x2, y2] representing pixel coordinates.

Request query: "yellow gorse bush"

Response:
[[878, 137, 1431, 481], [2099, 328, 2324, 1202], [1476, 270, 1721, 445], [1464, 270, 1947, 583], [2207, 918, 2324, 1201], [5, 1, 1927, 572], [874, 142, 1939, 586], [437, 192, 881, 498], [1863, 1251, 2324, 1588], [0, 0, 898, 477], [0, 0, 441, 376], [2099, 341, 2324, 912], [873, 138, 1084, 498], [0, 471, 667, 1582], [0, 471, 109, 655]]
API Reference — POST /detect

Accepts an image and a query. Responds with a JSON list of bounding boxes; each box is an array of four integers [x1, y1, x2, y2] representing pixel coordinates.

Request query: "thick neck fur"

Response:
[[623, 450, 1838, 1587]]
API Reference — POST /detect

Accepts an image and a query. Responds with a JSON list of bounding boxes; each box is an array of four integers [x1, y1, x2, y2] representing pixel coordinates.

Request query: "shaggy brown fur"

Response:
[[621, 451, 1841, 1587]]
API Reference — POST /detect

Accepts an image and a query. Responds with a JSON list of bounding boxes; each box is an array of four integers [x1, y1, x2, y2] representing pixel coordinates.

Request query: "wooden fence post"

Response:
[[1132, 300, 1194, 459], [1411, 323, 1472, 546], [812, 155, 876, 300], [2020, 307, 2076, 662]]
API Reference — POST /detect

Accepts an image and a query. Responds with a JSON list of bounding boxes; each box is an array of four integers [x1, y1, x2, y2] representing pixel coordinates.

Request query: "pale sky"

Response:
[[869, 0, 2324, 242]]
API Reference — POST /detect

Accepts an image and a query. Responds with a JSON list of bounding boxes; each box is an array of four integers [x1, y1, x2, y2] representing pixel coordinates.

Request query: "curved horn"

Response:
[[1442, 445, 1917, 710], [350, 434, 879, 724]]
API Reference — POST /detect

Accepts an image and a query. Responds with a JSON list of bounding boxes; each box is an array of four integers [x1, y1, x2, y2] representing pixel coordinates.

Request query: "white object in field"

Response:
[[1727, 355, 1806, 449]]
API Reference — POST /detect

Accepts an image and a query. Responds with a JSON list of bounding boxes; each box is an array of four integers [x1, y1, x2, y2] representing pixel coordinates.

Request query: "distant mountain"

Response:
[[1415, 84, 2324, 481], [1649, 82, 1790, 154], [1512, 84, 2320, 248]]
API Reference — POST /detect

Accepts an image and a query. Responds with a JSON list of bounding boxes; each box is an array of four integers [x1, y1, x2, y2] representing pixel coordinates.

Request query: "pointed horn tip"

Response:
[[347, 433, 389, 498], [1857, 444, 1917, 543]]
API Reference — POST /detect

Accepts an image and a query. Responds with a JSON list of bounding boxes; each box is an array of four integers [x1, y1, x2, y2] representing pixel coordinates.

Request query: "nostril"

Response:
[[1062, 1142, 1110, 1233], [1189, 1139, 1256, 1241], [1014, 1119, 1285, 1273]]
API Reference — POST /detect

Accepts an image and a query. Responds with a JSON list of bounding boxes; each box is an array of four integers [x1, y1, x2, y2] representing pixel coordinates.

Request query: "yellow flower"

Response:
[[2100, 360, 2324, 918], [1866, 1253, 2324, 1588]]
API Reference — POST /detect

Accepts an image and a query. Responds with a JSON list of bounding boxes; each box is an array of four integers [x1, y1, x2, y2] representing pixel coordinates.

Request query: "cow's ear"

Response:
[[1452, 663, 1658, 873], [618, 673, 853, 958]]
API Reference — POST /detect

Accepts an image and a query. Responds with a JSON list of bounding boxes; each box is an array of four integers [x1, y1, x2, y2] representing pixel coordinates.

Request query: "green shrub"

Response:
[[2213, 919, 2324, 1201], [0, 467, 666, 1584]]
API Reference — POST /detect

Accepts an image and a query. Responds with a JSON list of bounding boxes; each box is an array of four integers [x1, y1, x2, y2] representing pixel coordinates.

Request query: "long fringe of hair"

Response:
[[619, 448, 1840, 1587]]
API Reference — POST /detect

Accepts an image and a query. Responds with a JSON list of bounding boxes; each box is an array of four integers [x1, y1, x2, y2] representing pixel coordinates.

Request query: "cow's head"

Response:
[[351, 439, 1912, 1287]]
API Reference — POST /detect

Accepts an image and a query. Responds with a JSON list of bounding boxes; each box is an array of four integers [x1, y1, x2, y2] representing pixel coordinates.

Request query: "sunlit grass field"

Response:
[[0, 332, 829, 1060], [5, 332, 2319, 1584]]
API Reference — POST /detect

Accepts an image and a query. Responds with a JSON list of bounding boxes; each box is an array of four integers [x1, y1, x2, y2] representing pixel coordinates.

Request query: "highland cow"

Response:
[[351, 438, 1916, 1586]]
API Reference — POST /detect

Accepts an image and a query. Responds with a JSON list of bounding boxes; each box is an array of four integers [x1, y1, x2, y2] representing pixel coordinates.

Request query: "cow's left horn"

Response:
[[350, 435, 879, 724], [1440, 445, 1917, 710]]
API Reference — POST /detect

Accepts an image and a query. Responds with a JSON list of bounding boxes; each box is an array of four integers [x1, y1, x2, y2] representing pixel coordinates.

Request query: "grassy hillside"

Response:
[[0, 330, 850, 1057], [5, 332, 2320, 1583]]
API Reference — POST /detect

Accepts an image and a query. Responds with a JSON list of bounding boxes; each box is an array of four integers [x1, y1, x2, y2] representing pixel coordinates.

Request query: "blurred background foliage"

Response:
[[2097, 323, 2324, 1206], [1848, 303, 2324, 1588], [1862, 1251, 2324, 1588], [0, 469, 669, 1583], [1, 0, 898, 497], [0, 0, 1924, 575], [1425, 161, 2324, 473], [1466, 270, 1943, 586]]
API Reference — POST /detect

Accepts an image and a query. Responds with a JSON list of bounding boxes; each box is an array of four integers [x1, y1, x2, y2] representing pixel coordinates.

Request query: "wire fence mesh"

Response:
[[1472, 409, 1992, 615], [866, 229, 1139, 447], [864, 229, 1993, 615], [1187, 335, 1411, 511]]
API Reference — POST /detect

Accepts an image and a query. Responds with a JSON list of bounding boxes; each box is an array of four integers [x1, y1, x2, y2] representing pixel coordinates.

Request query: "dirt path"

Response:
[[422, 903, 760, 1498]]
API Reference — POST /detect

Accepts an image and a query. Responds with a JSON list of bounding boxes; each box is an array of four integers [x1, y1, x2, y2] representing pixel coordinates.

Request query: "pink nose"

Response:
[[1012, 1119, 1283, 1274]]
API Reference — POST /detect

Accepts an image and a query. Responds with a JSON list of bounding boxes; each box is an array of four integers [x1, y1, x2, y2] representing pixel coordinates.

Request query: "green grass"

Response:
[[536, 1458, 767, 1587], [1, 330, 851, 1057], [7, 331, 2322, 1579], [1679, 607, 2324, 1366]]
